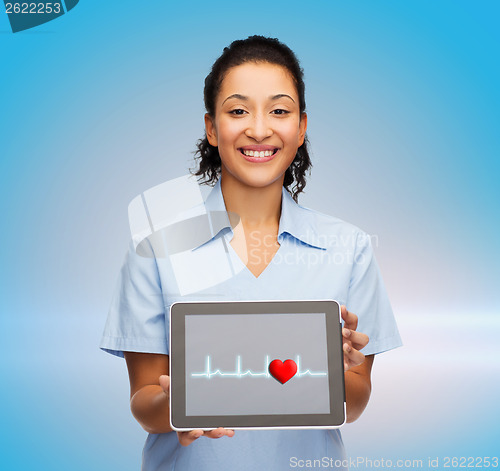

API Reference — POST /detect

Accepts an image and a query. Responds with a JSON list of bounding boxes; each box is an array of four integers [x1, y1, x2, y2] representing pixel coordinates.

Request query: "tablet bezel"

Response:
[[169, 299, 345, 430]]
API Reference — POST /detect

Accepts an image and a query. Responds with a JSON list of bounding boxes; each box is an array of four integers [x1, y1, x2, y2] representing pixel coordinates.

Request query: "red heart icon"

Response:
[[268, 359, 297, 384]]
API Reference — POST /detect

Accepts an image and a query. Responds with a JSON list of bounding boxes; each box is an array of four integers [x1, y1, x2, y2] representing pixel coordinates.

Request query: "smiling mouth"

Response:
[[239, 148, 279, 158]]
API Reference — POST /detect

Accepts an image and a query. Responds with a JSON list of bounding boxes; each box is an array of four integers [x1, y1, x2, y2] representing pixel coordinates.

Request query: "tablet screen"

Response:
[[185, 313, 330, 416], [170, 300, 345, 430]]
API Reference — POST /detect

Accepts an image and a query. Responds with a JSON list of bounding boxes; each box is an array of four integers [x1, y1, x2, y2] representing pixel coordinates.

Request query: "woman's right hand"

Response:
[[159, 375, 235, 446]]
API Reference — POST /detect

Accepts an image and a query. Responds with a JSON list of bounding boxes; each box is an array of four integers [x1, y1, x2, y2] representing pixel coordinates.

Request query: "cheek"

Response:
[[276, 118, 301, 139], [217, 118, 242, 146]]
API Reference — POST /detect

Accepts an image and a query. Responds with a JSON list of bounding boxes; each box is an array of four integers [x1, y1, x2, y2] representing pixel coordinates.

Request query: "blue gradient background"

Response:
[[1, 1, 499, 469]]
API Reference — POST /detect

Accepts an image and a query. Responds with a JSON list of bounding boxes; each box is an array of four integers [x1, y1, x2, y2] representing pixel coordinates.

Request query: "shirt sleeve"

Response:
[[345, 231, 403, 356], [99, 238, 169, 358]]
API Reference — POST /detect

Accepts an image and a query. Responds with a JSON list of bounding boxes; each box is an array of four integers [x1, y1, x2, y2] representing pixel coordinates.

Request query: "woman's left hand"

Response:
[[341, 305, 369, 371]]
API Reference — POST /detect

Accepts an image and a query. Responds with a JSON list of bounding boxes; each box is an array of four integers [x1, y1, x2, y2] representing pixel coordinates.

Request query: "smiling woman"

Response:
[[202, 61, 308, 278], [204, 62, 307, 192], [99, 35, 402, 471], [192, 36, 312, 203]]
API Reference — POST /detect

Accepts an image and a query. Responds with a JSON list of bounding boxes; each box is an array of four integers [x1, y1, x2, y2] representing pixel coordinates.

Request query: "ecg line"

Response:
[[191, 355, 327, 379]]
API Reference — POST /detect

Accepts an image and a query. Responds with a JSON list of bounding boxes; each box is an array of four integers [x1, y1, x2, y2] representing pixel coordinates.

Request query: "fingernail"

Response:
[[343, 328, 351, 338]]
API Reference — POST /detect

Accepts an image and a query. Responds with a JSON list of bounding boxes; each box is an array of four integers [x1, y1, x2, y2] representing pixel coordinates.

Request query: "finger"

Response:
[[342, 328, 352, 343], [178, 429, 204, 447], [159, 375, 170, 396], [343, 329, 369, 351], [203, 427, 233, 439], [342, 328, 353, 354], [343, 344, 366, 369], [341, 305, 358, 331]]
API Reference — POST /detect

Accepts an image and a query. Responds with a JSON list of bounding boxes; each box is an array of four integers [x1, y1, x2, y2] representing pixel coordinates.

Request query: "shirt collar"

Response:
[[195, 178, 328, 251], [279, 185, 328, 250]]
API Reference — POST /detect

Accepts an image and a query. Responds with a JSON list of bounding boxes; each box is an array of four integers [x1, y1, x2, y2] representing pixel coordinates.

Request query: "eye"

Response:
[[271, 109, 290, 115], [229, 109, 247, 115]]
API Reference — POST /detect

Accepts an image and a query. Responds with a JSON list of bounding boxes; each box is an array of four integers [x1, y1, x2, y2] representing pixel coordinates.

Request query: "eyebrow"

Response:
[[222, 93, 296, 105]]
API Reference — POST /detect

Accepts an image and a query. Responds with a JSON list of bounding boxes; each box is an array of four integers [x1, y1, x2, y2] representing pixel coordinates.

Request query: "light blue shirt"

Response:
[[100, 177, 402, 471]]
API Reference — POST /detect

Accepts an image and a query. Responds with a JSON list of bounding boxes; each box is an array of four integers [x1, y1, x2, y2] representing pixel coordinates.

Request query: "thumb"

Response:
[[159, 374, 170, 396]]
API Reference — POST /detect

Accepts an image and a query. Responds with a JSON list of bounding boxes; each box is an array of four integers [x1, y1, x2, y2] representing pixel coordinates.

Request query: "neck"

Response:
[[220, 170, 283, 228]]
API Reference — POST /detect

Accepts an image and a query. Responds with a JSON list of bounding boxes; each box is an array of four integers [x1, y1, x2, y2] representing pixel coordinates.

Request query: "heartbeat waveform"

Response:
[[191, 355, 327, 379]]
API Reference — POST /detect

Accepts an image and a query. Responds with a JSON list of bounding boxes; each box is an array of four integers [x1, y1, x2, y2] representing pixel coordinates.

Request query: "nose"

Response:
[[245, 113, 273, 141]]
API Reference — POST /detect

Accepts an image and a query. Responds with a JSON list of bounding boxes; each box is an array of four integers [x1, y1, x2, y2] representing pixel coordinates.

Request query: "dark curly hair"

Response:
[[190, 35, 312, 202]]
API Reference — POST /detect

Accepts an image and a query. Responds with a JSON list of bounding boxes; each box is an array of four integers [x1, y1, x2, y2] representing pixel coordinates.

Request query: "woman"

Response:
[[100, 35, 402, 470]]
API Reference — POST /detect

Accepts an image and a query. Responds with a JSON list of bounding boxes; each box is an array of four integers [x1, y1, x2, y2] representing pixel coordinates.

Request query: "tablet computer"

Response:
[[169, 299, 345, 431]]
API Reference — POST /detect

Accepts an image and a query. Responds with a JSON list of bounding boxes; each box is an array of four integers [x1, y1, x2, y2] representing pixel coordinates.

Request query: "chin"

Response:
[[241, 173, 285, 189]]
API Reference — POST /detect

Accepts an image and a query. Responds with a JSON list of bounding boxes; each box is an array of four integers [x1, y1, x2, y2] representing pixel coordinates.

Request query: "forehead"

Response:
[[218, 62, 298, 103]]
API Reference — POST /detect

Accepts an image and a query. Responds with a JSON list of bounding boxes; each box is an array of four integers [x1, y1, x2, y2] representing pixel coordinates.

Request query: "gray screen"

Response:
[[184, 313, 330, 416]]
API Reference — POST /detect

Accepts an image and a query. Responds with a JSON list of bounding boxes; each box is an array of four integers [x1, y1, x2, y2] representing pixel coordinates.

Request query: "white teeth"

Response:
[[242, 149, 275, 157]]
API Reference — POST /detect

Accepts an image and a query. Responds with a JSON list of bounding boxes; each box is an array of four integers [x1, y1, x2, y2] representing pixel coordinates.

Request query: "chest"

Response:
[[229, 226, 281, 278], [159, 233, 351, 310]]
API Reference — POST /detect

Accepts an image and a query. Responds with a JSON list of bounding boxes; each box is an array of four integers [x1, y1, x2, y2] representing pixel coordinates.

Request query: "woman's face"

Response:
[[205, 62, 307, 190]]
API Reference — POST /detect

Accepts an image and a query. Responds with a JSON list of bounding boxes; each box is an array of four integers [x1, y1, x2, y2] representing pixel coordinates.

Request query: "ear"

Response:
[[298, 112, 308, 147], [204, 113, 218, 147]]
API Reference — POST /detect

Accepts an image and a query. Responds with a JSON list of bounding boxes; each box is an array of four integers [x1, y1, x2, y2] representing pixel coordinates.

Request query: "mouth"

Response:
[[238, 147, 280, 162]]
